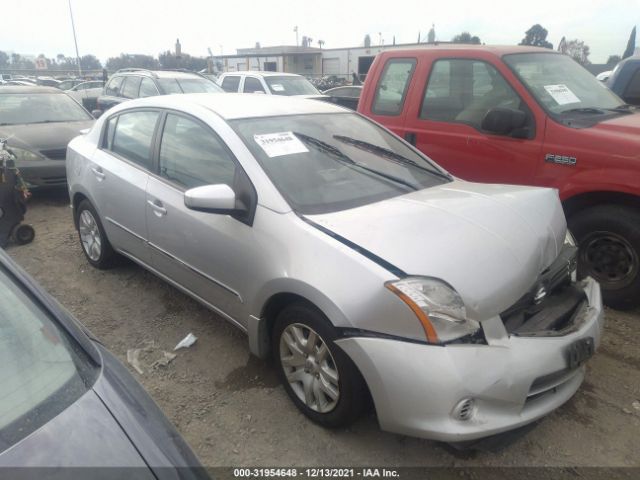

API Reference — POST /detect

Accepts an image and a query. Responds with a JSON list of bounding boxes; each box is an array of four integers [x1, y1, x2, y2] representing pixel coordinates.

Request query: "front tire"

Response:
[[76, 199, 118, 269], [569, 204, 640, 310], [273, 303, 366, 428]]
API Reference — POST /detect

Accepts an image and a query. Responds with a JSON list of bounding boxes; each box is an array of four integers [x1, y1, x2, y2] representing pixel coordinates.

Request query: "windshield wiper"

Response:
[[560, 107, 606, 114], [333, 135, 452, 181], [293, 132, 419, 191]]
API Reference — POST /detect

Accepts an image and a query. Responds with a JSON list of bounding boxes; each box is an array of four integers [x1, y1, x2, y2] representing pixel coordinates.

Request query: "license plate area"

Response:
[[566, 337, 594, 369]]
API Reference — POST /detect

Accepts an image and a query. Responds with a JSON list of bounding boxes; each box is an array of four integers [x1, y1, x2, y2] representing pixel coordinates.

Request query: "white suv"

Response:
[[217, 71, 325, 98]]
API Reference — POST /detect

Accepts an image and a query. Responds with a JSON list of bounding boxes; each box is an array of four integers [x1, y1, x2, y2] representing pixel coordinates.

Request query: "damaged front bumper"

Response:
[[335, 277, 604, 442]]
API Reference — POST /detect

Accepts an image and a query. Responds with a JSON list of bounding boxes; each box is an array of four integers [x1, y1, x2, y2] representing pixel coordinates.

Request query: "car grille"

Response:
[[501, 245, 584, 335], [39, 148, 66, 160]]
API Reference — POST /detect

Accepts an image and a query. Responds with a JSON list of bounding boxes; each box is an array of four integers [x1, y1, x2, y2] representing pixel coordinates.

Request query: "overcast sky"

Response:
[[1, 0, 638, 64]]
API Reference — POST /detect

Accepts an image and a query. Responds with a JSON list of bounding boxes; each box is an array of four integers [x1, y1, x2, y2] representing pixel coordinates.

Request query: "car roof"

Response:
[[222, 71, 302, 78], [0, 85, 66, 94], [377, 44, 559, 57], [116, 70, 205, 79], [117, 92, 347, 119]]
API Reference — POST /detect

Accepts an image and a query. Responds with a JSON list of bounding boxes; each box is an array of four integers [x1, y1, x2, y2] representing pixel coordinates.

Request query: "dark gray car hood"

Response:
[[0, 121, 94, 152], [0, 389, 151, 471]]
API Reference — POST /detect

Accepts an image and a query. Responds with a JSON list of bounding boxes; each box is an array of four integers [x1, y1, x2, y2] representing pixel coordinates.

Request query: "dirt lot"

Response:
[[6, 191, 640, 468]]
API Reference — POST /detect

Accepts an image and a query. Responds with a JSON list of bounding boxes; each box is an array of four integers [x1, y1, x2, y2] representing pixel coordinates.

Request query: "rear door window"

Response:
[[139, 77, 159, 98], [221, 75, 241, 92], [109, 111, 159, 169], [121, 76, 142, 99], [371, 59, 416, 116], [105, 76, 124, 96]]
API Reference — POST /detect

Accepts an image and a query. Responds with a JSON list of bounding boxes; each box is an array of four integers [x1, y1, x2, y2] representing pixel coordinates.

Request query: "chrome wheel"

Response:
[[79, 209, 102, 262], [279, 323, 340, 413]]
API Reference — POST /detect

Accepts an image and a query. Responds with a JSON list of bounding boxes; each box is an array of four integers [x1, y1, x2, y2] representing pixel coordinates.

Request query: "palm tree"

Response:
[[318, 39, 325, 49]]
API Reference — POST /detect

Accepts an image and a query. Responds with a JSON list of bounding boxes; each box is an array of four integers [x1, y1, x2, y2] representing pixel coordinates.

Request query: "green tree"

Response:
[[80, 54, 102, 70], [622, 26, 636, 59], [520, 24, 553, 49], [0, 50, 8, 67], [451, 32, 481, 44], [106, 53, 159, 71], [606, 54, 621, 66], [565, 39, 591, 65]]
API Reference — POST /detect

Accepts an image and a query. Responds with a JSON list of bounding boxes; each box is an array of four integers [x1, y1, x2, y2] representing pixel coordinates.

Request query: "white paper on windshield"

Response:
[[271, 84, 285, 92], [254, 132, 309, 157], [544, 84, 581, 105]]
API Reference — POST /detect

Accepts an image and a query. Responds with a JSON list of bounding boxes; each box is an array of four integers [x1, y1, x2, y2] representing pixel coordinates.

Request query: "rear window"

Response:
[[0, 266, 97, 451], [109, 111, 159, 169], [372, 58, 416, 116]]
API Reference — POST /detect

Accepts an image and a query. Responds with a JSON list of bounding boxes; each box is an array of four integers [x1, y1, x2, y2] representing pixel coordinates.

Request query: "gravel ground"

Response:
[[6, 191, 640, 468]]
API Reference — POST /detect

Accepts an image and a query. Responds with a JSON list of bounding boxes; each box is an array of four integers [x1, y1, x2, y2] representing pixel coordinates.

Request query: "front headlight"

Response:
[[9, 147, 43, 162], [386, 277, 480, 343]]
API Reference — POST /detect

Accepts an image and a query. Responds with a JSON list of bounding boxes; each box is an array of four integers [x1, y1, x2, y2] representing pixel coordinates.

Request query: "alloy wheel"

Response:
[[279, 323, 340, 413], [580, 231, 639, 288], [79, 209, 102, 262]]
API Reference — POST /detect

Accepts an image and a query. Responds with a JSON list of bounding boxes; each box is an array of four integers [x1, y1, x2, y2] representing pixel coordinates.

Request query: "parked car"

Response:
[[0, 86, 94, 187], [322, 85, 362, 110], [596, 70, 612, 82], [66, 80, 105, 110], [606, 56, 640, 105], [36, 77, 61, 88], [67, 93, 603, 443], [0, 249, 207, 475], [217, 71, 325, 98], [358, 45, 640, 309], [96, 68, 223, 113], [58, 79, 84, 91]]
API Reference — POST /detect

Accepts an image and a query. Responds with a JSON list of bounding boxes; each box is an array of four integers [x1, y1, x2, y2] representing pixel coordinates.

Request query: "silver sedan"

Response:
[[67, 94, 604, 442]]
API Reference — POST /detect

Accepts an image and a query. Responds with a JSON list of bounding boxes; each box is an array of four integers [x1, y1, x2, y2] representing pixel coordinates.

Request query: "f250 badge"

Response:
[[545, 153, 577, 166]]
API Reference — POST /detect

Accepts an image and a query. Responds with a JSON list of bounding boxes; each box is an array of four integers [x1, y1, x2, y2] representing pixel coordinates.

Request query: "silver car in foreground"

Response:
[[67, 94, 604, 442]]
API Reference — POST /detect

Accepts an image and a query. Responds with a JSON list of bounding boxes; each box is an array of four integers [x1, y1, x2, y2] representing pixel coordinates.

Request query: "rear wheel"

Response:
[[76, 199, 118, 269], [569, 205, 640, 310], [273, 303, 366, 428]]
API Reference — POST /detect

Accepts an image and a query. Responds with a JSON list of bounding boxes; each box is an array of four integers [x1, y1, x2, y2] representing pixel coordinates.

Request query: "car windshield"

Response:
[[157, 77, 223, 94], [0, 93, 92, 125], [0, 266, 96, 451], [504, 53, 624, 115], [265, 76, 320, 96], [231, 113, 450, 214]]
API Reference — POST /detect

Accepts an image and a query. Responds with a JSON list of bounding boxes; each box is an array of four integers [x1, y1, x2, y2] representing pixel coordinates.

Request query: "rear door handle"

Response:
[[404, 132, 417, 146], [147, 199, 167, 217], [91, 166, 105, 180]]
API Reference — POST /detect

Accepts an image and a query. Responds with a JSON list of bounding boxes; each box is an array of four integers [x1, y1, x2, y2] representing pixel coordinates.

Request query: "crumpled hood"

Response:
[[0, 120, 94, 152], [305, 181, 566, 319]]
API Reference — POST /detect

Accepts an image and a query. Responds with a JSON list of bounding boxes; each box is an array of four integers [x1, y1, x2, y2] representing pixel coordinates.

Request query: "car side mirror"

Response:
[[184, 184, 239, 213], [91, 109, 103, 119], [481, 107, 527, 136]]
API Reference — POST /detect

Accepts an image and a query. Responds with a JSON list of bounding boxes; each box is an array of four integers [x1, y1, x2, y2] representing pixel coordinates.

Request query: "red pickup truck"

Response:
[[358, 45, 640, 309]]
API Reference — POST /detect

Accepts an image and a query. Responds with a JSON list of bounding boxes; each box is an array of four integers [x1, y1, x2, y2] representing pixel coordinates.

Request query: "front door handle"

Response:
[[147, 199, 167, 217], [404, 132, 417, 146], [91, 166, 105, 181]]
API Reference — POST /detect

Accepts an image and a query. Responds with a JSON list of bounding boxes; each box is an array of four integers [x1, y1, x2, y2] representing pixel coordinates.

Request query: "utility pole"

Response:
[[68, 0, 82, 76], [294, 26, 299, 46]]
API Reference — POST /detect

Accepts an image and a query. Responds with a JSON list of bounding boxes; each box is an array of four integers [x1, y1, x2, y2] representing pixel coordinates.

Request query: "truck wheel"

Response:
[[569, 205, 640, 310], [273, 303, 367, 428]]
